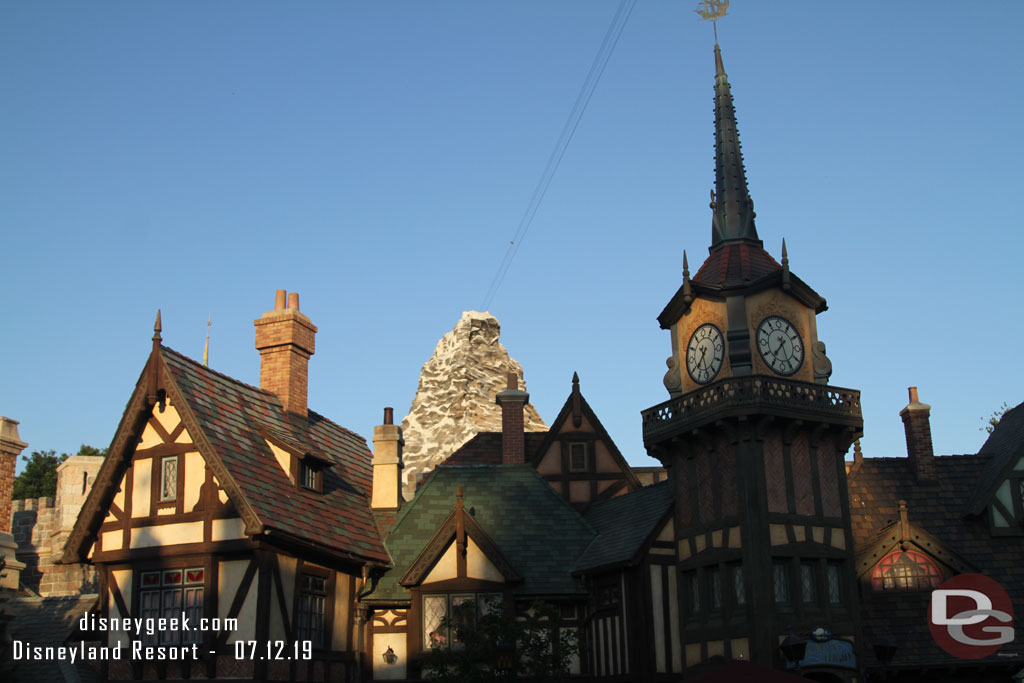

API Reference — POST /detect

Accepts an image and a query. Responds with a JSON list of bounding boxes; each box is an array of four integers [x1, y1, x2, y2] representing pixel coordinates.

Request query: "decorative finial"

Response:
[[695, 0, 728, 43], [682, 250, 693, 304], [202, 313, 211, 367], [571, 371, 582, 427], [152, 309, 162, 345], [781, 238, 791, 291]]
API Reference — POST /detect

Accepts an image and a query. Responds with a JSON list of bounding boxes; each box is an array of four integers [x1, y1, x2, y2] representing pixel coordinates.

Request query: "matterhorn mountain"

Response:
[[399, 311, 546, 499]]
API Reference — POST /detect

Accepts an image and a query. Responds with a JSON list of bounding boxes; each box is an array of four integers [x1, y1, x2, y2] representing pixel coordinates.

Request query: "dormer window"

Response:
[[871, 550, 942, 591], [301, 459, 323, 493]]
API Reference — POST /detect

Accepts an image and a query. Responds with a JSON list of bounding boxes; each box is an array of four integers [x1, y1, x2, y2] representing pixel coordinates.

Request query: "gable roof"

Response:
[[528, 377, 642, 491], [65, 345, 389, 566], [368, 465, 596, 602], [848, 453, 1024, 669], [574, 479, 673, 573], [967, 400, 1024, 516]]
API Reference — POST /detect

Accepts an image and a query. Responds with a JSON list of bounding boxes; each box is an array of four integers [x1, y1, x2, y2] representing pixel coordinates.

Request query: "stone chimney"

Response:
[[372, 407, 403, 511], [0, 417, 29, 589], [900, 386, 935, 482], [254, 290, 317, 417], [496, 373, 530, 465]]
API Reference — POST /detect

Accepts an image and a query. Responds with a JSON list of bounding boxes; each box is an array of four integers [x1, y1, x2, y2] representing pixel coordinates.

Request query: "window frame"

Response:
[[567, 442, 589, 473], [297, 572, 328, 648], [137, 564, 206, 646], [159, 455, 179, 502], [423, 592, 503, 650]]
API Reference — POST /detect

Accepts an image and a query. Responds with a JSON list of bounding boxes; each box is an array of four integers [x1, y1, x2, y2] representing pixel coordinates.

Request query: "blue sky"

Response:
[[2, 1, 1022, 473]]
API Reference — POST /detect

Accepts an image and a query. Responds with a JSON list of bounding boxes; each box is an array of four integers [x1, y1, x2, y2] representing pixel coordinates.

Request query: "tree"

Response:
[[981, 403, 1010, 435], [421, 599, 579, 683], [12, 444, 107, 500]]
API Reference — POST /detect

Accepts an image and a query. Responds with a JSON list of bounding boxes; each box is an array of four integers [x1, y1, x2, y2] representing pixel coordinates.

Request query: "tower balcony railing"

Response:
[[641, 375, 862, 444]]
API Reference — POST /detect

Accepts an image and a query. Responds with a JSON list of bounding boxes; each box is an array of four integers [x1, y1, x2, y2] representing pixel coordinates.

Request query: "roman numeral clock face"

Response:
[[756, 315, 804, 376], [686, 323, 724, 385]]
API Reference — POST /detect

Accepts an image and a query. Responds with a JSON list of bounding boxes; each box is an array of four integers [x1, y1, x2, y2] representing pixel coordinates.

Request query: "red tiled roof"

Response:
[[692, 243, 781, 288], [162, 347, 389, 564]]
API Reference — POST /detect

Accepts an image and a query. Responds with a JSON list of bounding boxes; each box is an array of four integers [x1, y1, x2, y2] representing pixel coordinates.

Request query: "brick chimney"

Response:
[[0, 417, 29, 590], [0, 417, 29, 534], [254, 290, 317, 417], [900, 386, 935, 482], [496, 372, 530, 465], [372, 407, 403, 511]]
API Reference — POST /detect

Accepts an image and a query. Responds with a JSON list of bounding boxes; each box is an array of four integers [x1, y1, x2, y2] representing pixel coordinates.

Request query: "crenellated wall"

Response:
[[12, 455, 102, 596]]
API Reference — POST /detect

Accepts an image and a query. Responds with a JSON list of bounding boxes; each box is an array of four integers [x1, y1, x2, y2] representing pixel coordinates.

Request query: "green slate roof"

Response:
[[370, 465, 596, 601], [574, 480, 673, 573]]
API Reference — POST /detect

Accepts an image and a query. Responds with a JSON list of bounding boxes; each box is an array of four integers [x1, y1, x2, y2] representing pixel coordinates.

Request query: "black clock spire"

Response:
[[710, 42, 760, 249]]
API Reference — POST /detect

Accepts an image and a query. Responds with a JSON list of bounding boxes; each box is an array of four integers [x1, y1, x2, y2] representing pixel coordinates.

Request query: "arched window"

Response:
[[870, 550, 942, 591]]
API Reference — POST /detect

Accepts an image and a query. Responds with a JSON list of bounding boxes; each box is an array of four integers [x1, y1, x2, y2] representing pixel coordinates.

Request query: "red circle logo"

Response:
[[928, 574, 1015, 659]]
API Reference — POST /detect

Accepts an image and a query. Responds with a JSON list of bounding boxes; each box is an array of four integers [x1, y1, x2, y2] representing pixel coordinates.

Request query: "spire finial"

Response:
[[682, 250, 693, 304], [781, 239, 791, 290], [571, 371, 582, 427], [202, 313, 211, 367], [152, 310, 162, 345], [703, 14, 761, 251]]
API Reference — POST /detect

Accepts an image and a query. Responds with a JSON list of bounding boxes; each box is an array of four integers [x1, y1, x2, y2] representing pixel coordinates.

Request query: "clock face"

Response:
[[756, 315, 804, 376], [686, 323, 724, 385]]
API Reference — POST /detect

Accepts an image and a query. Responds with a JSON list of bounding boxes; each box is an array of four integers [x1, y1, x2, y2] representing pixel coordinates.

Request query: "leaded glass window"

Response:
[[160, 456, 178, 501], [800, 562, 817, 606], [732, 564, 746, 607], [827, 562, 842, 605], [773, 562, 790, 605], [686, 571, 700, 614], [710, 567, 722, 612], [424, 595, 448, 648]]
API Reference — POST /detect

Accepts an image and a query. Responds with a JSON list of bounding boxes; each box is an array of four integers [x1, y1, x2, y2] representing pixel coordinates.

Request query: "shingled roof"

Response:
[[368, 465, 596, 602], [443, 432, 549, 466], [161, 347, 389, 564], [847, 452, 1024, 671], [66, 345, 389, 567], [574, 479, 673, 573]]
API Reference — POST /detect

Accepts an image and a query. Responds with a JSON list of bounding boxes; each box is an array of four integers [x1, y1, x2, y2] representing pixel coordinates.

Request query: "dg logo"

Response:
[[928, 574, 1015, 659]]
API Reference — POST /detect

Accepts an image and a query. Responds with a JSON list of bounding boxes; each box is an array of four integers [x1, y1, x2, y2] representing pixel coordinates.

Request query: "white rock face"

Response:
[[400, 311, 546, 499]]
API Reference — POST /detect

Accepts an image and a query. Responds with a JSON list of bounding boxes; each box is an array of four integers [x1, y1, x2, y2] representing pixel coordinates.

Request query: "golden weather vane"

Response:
[[695, 0, 728, 42]]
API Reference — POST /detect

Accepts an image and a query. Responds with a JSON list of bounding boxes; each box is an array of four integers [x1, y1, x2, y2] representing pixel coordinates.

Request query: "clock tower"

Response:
[[643, 42, 864, 673]]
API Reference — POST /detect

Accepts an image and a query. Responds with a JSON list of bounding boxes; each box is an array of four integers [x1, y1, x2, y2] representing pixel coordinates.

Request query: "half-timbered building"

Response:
[[63, 293, 390, 681]]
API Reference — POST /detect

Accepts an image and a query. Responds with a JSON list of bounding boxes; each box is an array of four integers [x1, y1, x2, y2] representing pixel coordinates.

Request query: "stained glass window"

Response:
[[871, 550, 942, 591]]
